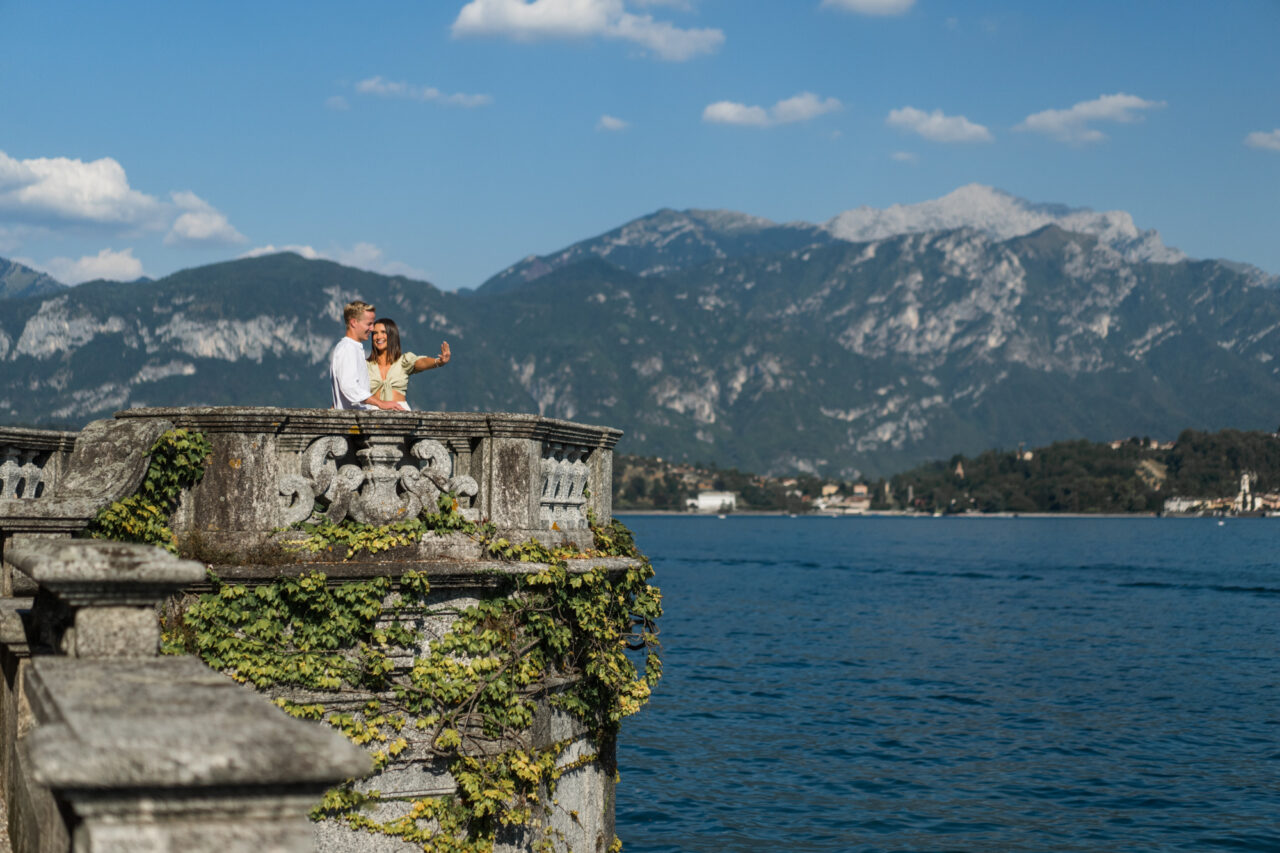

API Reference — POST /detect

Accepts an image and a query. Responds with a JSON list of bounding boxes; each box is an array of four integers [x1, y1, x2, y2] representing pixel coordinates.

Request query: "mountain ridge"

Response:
[[4, 191, 1280, 477]]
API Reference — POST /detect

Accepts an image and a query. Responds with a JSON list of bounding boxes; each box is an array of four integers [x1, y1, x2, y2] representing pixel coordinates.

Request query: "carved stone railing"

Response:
[[110, 407, 622, 555], [0, 540, 371, 853], [0, 419, 175, 596], [0, 407, 638, 852], [0, 428, 76, 501]]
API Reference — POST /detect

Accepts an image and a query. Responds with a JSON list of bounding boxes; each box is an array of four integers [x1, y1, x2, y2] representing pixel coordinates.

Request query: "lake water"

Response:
[[613, 516, 1279, 852]]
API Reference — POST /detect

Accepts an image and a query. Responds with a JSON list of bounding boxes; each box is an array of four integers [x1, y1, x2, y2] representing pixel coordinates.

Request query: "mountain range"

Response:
[[3, 185, 1279, 478]]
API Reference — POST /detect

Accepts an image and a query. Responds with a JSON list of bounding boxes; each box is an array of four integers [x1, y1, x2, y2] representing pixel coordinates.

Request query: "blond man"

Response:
[[330, 301, 399, 410]]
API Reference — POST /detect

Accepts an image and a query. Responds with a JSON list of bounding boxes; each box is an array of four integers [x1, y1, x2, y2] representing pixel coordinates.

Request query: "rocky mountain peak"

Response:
[[823, 183, 1185, 265]]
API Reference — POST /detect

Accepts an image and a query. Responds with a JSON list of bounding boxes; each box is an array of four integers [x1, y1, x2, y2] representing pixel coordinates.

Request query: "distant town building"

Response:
[[814, 483, 872, 515], [1163, 471, 1280, 515], [687, 491, 736, 513]]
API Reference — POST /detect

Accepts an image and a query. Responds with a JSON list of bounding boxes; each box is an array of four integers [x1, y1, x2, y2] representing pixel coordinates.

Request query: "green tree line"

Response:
[[612, 428, 1280, 515], [873, 429, 1280, 514]]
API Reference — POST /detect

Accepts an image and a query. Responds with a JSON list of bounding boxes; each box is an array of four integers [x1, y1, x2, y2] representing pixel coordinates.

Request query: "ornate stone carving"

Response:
[[279, 435, 479, 527], [540, 442, 590, 530]]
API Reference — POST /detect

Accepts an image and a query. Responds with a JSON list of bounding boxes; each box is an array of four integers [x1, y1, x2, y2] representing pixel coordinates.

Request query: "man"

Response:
[[330, 300, 399, 410]]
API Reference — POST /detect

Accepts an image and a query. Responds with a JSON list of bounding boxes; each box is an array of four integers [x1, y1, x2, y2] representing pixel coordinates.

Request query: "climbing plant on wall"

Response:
[[163, 504, 661, 852], [86, 428, 213, 553], [90, 428, 662, 850]]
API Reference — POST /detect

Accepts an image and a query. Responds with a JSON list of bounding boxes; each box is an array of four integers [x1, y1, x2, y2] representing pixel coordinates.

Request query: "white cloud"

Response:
[[703, 101, 770, 127], [1015, 93, 1165, 144], [0, 149, 246, 255], [886, 106, 992, 143], [164, 191, 246, 246], [772, 92, 843, 124], [1245, 129, 1280, 152], [242, 242, 427, 280], [704, 92, 841, 127], [0, 150, 164, 228], [355, 76, 493, 107], [452, 0, 724, 61], [597, 114, 630, 131], [326, 95, 351, 111], [30, 248, 144, 285], [822, 0, 914, 15], [891, 150, 918, 163], [242, 243, 322, 261]]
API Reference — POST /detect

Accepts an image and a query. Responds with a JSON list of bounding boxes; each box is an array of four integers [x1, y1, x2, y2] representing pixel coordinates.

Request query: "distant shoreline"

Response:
[[614, 510, 1269, 519]]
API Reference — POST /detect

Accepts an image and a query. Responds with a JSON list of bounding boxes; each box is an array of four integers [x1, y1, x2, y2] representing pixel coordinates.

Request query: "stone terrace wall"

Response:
[[112, 407, 621, 558], [0, 407, 641, 852], [0, 539, 369, 853]]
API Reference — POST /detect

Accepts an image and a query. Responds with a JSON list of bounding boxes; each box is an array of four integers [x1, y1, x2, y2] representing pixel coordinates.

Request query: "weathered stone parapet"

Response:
[[24, 657, 371, 853], [109, 407, 621, 558], [6, 540, 205, 658], [0, 408, 641, 852], [0, 428, 76, 502], [0, 419, 174, 597], [0, 540, 373, 853]]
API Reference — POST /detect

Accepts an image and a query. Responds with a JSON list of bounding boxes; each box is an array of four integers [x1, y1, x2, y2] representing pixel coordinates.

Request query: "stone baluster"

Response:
[[0, 449, 21, 500]]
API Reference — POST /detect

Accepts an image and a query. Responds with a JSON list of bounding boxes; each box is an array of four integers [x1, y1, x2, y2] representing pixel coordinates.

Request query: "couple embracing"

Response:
[[329, 300, 451, 411]]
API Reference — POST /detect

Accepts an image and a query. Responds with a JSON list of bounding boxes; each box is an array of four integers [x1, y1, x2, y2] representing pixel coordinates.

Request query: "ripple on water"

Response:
[[616, 516, 1280, 852]]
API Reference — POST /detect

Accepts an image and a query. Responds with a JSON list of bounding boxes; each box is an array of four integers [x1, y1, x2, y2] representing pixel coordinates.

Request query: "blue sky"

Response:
[[1, 0, 1277, 288]]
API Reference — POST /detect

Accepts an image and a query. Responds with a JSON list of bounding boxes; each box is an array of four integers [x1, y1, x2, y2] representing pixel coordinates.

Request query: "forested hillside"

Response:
[[614, 429, 1280, 515], [877, 429, 1280, 514]]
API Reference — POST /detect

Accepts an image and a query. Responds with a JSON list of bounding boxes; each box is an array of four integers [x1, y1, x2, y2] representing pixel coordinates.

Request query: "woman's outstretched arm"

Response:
[[413, 340, 450, 371]]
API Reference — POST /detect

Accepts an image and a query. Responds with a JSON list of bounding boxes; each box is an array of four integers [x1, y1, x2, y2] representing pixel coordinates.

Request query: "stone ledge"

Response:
[[115, 406, 623, 448], [6, 540, 206, 607], [0, 428, 77, 455], [25, 657, 371, 790], [196, 556, 644, 589]]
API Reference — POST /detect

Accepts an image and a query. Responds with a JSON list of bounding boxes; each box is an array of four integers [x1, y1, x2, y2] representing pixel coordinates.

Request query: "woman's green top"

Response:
[[367, 353, 422, 402]]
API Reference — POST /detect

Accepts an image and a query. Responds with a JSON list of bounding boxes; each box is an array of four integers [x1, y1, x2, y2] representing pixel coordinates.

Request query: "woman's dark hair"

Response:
[[368, 317, 403, 363]]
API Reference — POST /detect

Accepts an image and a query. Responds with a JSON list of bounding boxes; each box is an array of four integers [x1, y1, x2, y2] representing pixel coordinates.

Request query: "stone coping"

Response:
[[0, 498, 101, 532], [115, 406, 624, 448], [25, 656, 371, 790], [7, 540, 206, 606], [0, 427, 77, 453], [198, 556, 644, 589]]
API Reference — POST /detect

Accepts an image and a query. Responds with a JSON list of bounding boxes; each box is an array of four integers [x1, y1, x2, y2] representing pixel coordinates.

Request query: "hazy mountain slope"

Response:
[[0, 258, 66, 301], [0, 252, 528, 419], [465, 226, 1280, 476]]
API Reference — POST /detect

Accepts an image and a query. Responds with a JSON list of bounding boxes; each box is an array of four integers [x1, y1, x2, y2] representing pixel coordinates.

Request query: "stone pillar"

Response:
[[1, 540, 372, 853], [25, 657, 370, 853]]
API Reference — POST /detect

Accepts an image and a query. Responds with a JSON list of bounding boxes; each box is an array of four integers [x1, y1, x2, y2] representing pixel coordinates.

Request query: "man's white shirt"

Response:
[[330, 336, 374, 409]]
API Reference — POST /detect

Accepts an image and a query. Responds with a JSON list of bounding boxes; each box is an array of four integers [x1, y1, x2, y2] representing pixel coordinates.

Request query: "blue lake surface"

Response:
[[613, 516, 1279, 852]]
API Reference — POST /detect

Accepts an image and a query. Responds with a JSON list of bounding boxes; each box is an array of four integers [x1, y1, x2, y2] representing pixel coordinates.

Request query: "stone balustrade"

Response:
[[0, 540, 371, 853], [0, 428, 76, 502], [109, 407, 621, 558], [0, 407, 639, 852]]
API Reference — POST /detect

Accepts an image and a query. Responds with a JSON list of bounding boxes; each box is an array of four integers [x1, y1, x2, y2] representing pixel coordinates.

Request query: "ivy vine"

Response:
[[164, 504, 660, 852], [286, 493, 493, 559], [86, 428, 213, 554]]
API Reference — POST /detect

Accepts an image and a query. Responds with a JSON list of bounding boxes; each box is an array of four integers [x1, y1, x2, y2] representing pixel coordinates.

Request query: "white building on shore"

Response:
[[687, 491, 736, 513]]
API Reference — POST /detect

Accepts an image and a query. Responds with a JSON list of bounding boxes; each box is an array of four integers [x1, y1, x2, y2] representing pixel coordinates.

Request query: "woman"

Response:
[[367, 318, 450, 410]]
